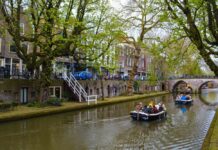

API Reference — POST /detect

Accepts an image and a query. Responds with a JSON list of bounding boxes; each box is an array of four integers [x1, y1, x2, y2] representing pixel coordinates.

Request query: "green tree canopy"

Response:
[[0, 0, 123, 100], [118, 0, 164, 95], [165, 0, 218, 76]]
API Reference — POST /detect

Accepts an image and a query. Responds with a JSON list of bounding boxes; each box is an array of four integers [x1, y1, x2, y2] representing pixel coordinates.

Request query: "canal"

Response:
[[0, 91, 217, 150]]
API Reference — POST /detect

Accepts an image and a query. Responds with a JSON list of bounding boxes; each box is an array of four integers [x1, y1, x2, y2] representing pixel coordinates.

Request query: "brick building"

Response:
[[0, 11, 32, 78], [117, 44, 150, 80], [0, 10, 158, 103]]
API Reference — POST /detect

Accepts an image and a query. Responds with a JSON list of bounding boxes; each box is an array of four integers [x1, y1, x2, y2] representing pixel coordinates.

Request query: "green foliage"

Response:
[[148, 73, 158, 86], [164, 0, 218, 75], [117, 0, 164, 94], [0, 0, 124, 93], [27, 101, 46, 108], [27, 97, 62, 107], [147, 34, 207, 77], [0, 102, 18, 112], [46, 97, 62, 106], [0, 103, 12, 112], [133, 81, 140, 92]]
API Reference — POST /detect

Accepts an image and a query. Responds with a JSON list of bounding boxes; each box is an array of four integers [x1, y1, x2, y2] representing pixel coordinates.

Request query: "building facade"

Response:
[[0, 12, 31, 78], [0, 11, 161, 103], [117, 44, 149, 80]]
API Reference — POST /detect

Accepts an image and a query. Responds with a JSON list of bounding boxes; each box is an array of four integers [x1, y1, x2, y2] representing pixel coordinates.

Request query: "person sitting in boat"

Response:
[[176, 94, 182, 100], [148, 101, 155, 106], [186, 94, 191, 100], [152, 105, 159, 113], [142, 105, 148, 112], [146, 104, 153, 113], [135, 102, 143, 112], [180, 94, 187, 101], [155, 103, 160, 110], [162, 103, 167, 111], [159, 104, 163, 111], [158, 103, 166, 111]]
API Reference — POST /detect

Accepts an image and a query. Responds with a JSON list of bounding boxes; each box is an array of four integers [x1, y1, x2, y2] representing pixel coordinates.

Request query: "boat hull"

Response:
[[175, 99, 193, 105], [130, 111, 167, 121]]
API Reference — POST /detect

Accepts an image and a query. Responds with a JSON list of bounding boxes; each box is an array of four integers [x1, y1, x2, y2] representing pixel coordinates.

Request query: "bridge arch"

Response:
[[198, 81, 218, 93], [172, 80, 192, 93], [169, 78, 218, 93]]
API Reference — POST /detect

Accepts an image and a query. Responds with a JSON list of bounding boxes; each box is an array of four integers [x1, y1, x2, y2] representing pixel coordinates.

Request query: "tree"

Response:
[[0, 0, 122, 101], [119, 0, 164, 95], [165, 0, 218, 76], [91, 49, 119, 100], [148, 35, 205, 77]]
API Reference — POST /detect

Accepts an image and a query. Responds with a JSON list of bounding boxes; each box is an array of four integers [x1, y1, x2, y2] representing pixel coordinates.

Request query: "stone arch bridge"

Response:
[[168, 77, 218, 93]]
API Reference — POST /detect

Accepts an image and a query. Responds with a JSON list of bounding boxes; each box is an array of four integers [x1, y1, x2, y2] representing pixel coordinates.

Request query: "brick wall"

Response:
[[0, 79, 165, 103]]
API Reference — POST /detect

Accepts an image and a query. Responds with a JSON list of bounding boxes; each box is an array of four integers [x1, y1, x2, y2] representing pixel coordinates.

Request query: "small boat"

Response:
[[175, 99, 193, 105], [130, 110, 167, 121]]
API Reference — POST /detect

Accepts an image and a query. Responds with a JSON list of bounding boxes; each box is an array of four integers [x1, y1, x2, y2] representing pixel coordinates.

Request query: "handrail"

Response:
[[168, 75, 218, 80], [69, 74, 87, 100], [87, 95, 98, 105], [63, 73, 97, 104]]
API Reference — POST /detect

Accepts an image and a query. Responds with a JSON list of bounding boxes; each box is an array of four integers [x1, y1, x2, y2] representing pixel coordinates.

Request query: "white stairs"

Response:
[[63, 73, 97, 105]]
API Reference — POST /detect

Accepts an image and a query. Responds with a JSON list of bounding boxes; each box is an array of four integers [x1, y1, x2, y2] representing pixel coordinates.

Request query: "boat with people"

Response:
[[130, 102, 167, 121], [175, 99, 193, 105], [130, 110, 167, 121], [175, 93, 193, 105]]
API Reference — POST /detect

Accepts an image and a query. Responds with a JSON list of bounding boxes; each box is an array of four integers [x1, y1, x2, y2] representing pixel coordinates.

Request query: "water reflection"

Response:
[[200, 88, 218, 105], [176, 105, 192, 113], [0, 94, 216, 150]]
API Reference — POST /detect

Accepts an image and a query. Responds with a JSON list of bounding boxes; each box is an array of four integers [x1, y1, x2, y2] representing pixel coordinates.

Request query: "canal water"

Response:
[[0, 91, 217, 150]]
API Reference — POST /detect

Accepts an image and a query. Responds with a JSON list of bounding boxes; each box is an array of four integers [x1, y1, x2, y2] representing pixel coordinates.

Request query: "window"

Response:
[[5, 58, 11, 76], [5, 58, 10, 64], [10, 43, 16, 52], [55, 87, 60, 98], [0, 59, 2, 66], [49, 87, 54, 96], [10, 43, 28, 53], [49, 86, 61, 98], [127, 57, 132, 66], [121, 61, 124, 67], [22, 43, 28, 53], [12, 58, 19, 75]]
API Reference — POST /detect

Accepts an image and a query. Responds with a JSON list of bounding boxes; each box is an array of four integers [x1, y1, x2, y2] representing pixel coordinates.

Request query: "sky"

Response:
[[109, 0, 127, 9]]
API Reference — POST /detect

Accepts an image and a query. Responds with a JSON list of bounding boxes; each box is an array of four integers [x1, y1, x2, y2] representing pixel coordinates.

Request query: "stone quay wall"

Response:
[[0, 79, 167, 103], [78, 80, 164, 98]]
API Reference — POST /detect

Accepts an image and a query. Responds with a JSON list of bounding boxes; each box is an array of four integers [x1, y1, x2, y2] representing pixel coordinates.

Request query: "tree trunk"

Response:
[[39, 87, 49, 103], [198, 48, 218, 76], [100, 75, 104, 100], [127, 47, 141, 95], [187, 16, 218, 76], [39, 59, 52, 102], [184, 4, 218, 76]]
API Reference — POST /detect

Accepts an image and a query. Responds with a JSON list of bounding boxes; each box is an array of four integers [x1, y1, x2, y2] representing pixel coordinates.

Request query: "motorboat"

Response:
[[175, 99, 193, 105], [130, 110, 167, 121]]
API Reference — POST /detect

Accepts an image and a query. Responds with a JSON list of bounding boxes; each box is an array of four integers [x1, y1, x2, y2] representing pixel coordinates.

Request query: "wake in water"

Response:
[[84, 115, 130, 124]]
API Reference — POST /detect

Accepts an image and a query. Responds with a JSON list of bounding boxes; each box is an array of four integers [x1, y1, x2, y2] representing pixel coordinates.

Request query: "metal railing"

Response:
[[168, 75, 218, 80], [64, 73, 97, 104], [87, 95, 98, 105]]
